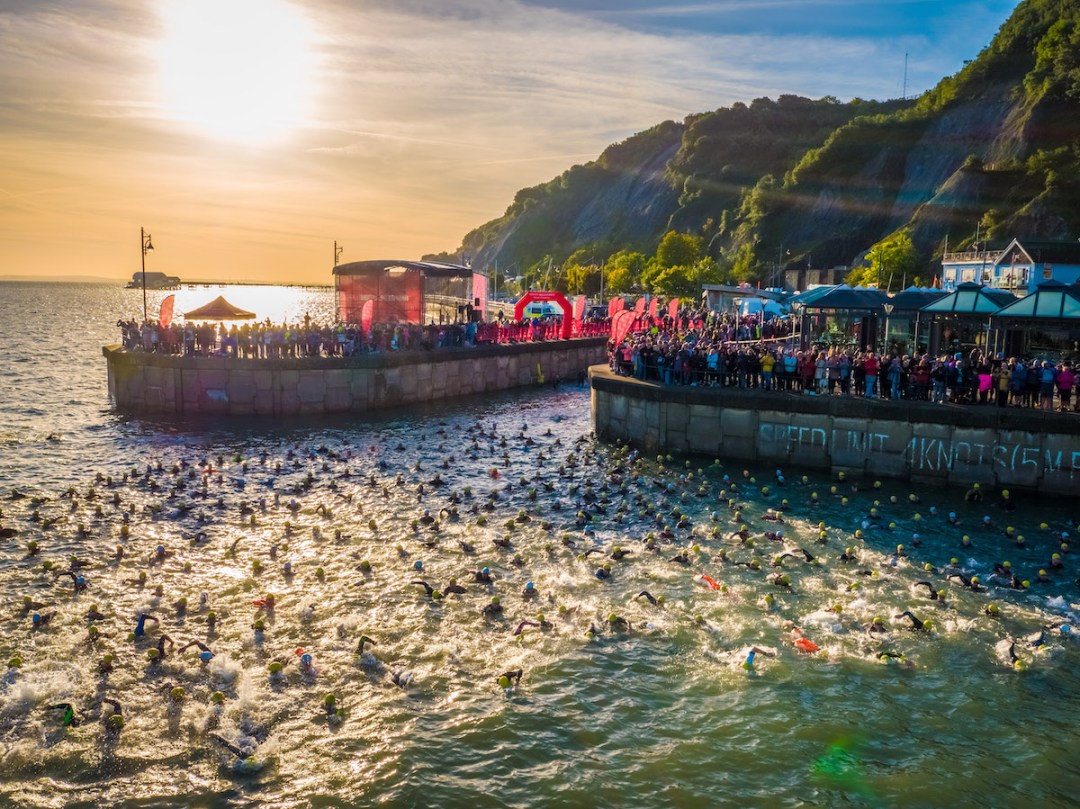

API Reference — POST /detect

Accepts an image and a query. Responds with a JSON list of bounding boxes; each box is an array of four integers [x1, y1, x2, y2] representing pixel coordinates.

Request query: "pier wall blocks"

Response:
[[103, 338, 608, 419], [589, 365, 1080, 496]]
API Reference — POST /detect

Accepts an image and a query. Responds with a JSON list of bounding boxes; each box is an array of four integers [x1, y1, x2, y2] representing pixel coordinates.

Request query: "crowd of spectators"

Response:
[[608, 316, 1078, 413], [117, 314, 609, 358]]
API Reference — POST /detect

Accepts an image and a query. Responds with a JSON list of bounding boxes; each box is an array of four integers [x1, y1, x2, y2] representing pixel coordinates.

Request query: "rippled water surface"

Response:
[[1, 282, 1079, 808]]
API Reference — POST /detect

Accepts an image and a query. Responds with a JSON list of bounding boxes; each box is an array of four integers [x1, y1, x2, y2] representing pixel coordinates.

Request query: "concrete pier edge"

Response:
[[589, 365, 1080, 495], [103, 338, 608, 417]]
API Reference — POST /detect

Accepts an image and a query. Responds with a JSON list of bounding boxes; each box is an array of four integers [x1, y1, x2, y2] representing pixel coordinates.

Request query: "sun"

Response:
[[157, 0, 316, 143]]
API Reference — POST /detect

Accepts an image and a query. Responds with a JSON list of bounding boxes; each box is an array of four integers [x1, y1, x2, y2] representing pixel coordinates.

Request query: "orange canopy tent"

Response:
[[183, 296, 256, 320]]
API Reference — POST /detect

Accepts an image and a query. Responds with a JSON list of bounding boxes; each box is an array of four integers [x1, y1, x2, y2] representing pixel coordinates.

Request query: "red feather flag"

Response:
[[361, 299, 374, 335], [158, 295, 175, 329], [610, 309, 635, 345]]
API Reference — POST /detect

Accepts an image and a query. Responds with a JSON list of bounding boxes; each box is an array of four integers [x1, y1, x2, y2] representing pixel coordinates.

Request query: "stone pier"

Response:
[[103, 338, 607, 417], [590, 365, 1080, 495]]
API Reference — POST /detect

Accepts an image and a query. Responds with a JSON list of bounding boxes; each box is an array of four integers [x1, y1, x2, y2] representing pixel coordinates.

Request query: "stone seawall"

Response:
[[589, 366, 1080, 495], [104, 338, 607, 417]]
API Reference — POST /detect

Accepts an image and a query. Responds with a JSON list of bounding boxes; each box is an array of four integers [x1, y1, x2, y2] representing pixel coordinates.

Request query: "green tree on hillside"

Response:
[[600, 250, 646, 295], [562, 247, 601, 295], [846, 231, 919, 290], [656, 231, 703, 268]]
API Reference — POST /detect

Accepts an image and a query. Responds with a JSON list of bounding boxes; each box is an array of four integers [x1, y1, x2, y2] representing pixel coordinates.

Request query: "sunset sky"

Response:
[[1, 0, 1019, 284]]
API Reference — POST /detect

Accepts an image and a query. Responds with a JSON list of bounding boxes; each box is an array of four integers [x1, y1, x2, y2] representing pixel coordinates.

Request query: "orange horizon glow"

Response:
[[0, 1, 1012, 285]]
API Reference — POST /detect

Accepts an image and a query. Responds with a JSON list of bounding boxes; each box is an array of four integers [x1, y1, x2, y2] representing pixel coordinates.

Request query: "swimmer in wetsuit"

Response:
[[54, 571, 88, 591], [913, 581, 941, 600], [742, 646, 776, 670], [947, 573, 982, 592], [21, 596, 46, 613], [513, 619, 551, 635], [497, 669, 523, 688], [100, 698, 123, 732], [178, 640, 214, 663], [410, 580, 443, 599], [211, 733, 254, 761], [894, 611, 927, 631], [607, 613, 632, 632], [443, 578, 467, 596], [134, 613, 157, 638], [865, 616, 888, 636], [46, 702, 83, 727], [636, 591, 659, 606], [156, 634, 175, 658]]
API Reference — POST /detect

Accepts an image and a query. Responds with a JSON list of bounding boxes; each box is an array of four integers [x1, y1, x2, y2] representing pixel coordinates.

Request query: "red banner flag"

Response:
[[472, 273, 488, 319], [635, 297, 646, 314], [573, 295, 586, 321], [648, 297, 658, 318], [158, 294, 175, 329], [667, 298, 679, 320], [361, 299, 374, 335], [607, 297, 624, 317], [610, 309, 635, 345]]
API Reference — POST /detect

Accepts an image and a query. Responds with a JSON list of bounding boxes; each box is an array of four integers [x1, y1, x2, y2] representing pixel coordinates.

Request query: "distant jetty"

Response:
[[127, 271, 180, 290]]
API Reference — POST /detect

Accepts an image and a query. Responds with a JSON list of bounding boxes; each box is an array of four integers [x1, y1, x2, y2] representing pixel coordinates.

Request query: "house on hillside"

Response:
[[701, 284, 784, 313], [782, 266, 846, 291], [940, 238, 1080, 294]]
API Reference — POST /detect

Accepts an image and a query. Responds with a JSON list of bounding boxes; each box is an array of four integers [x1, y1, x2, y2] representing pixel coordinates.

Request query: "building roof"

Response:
[[887, 286, 949, 312], [921, 282, 1016, 314], [333, 260, 472, 278], [701, 283, 784, 301], [788, 285, 838, 307], [998, 239, 1080, 266], [795, 284, 889, 312], [183, 296, 256, 320], [992, 280, 1080, 320]]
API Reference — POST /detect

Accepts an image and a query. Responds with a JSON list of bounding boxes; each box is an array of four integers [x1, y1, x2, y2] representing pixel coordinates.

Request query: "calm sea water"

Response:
[[0, 282, 1078, 808]]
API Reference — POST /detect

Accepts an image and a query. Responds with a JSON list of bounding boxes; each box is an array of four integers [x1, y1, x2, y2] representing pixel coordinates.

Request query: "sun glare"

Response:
[[157, 0, 316, 143]]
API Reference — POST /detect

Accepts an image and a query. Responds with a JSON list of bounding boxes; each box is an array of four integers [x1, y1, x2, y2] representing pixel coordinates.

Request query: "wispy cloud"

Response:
[[0, 0, 1018, 281]]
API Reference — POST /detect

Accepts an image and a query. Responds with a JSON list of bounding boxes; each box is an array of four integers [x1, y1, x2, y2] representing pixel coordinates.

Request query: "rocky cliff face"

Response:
[[437, 0, 1080, 281]]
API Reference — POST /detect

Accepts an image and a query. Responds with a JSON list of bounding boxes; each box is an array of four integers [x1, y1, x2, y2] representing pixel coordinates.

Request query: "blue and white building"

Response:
[[940, 239, 1080, 294]]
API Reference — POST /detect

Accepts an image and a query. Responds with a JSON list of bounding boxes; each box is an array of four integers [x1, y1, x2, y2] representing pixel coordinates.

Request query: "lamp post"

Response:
[[333, 241, 344, 322], [140, 227, 154, 323], [882, 303, 894, 354], [792, 301, 805, 349]]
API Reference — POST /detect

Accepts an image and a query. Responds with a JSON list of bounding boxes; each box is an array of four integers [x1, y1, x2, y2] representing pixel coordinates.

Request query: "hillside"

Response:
[[430, 0, 1080, 292]]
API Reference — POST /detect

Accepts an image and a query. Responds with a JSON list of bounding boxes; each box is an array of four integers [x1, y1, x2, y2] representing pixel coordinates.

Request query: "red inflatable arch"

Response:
[[514, 291, 573, 339]]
